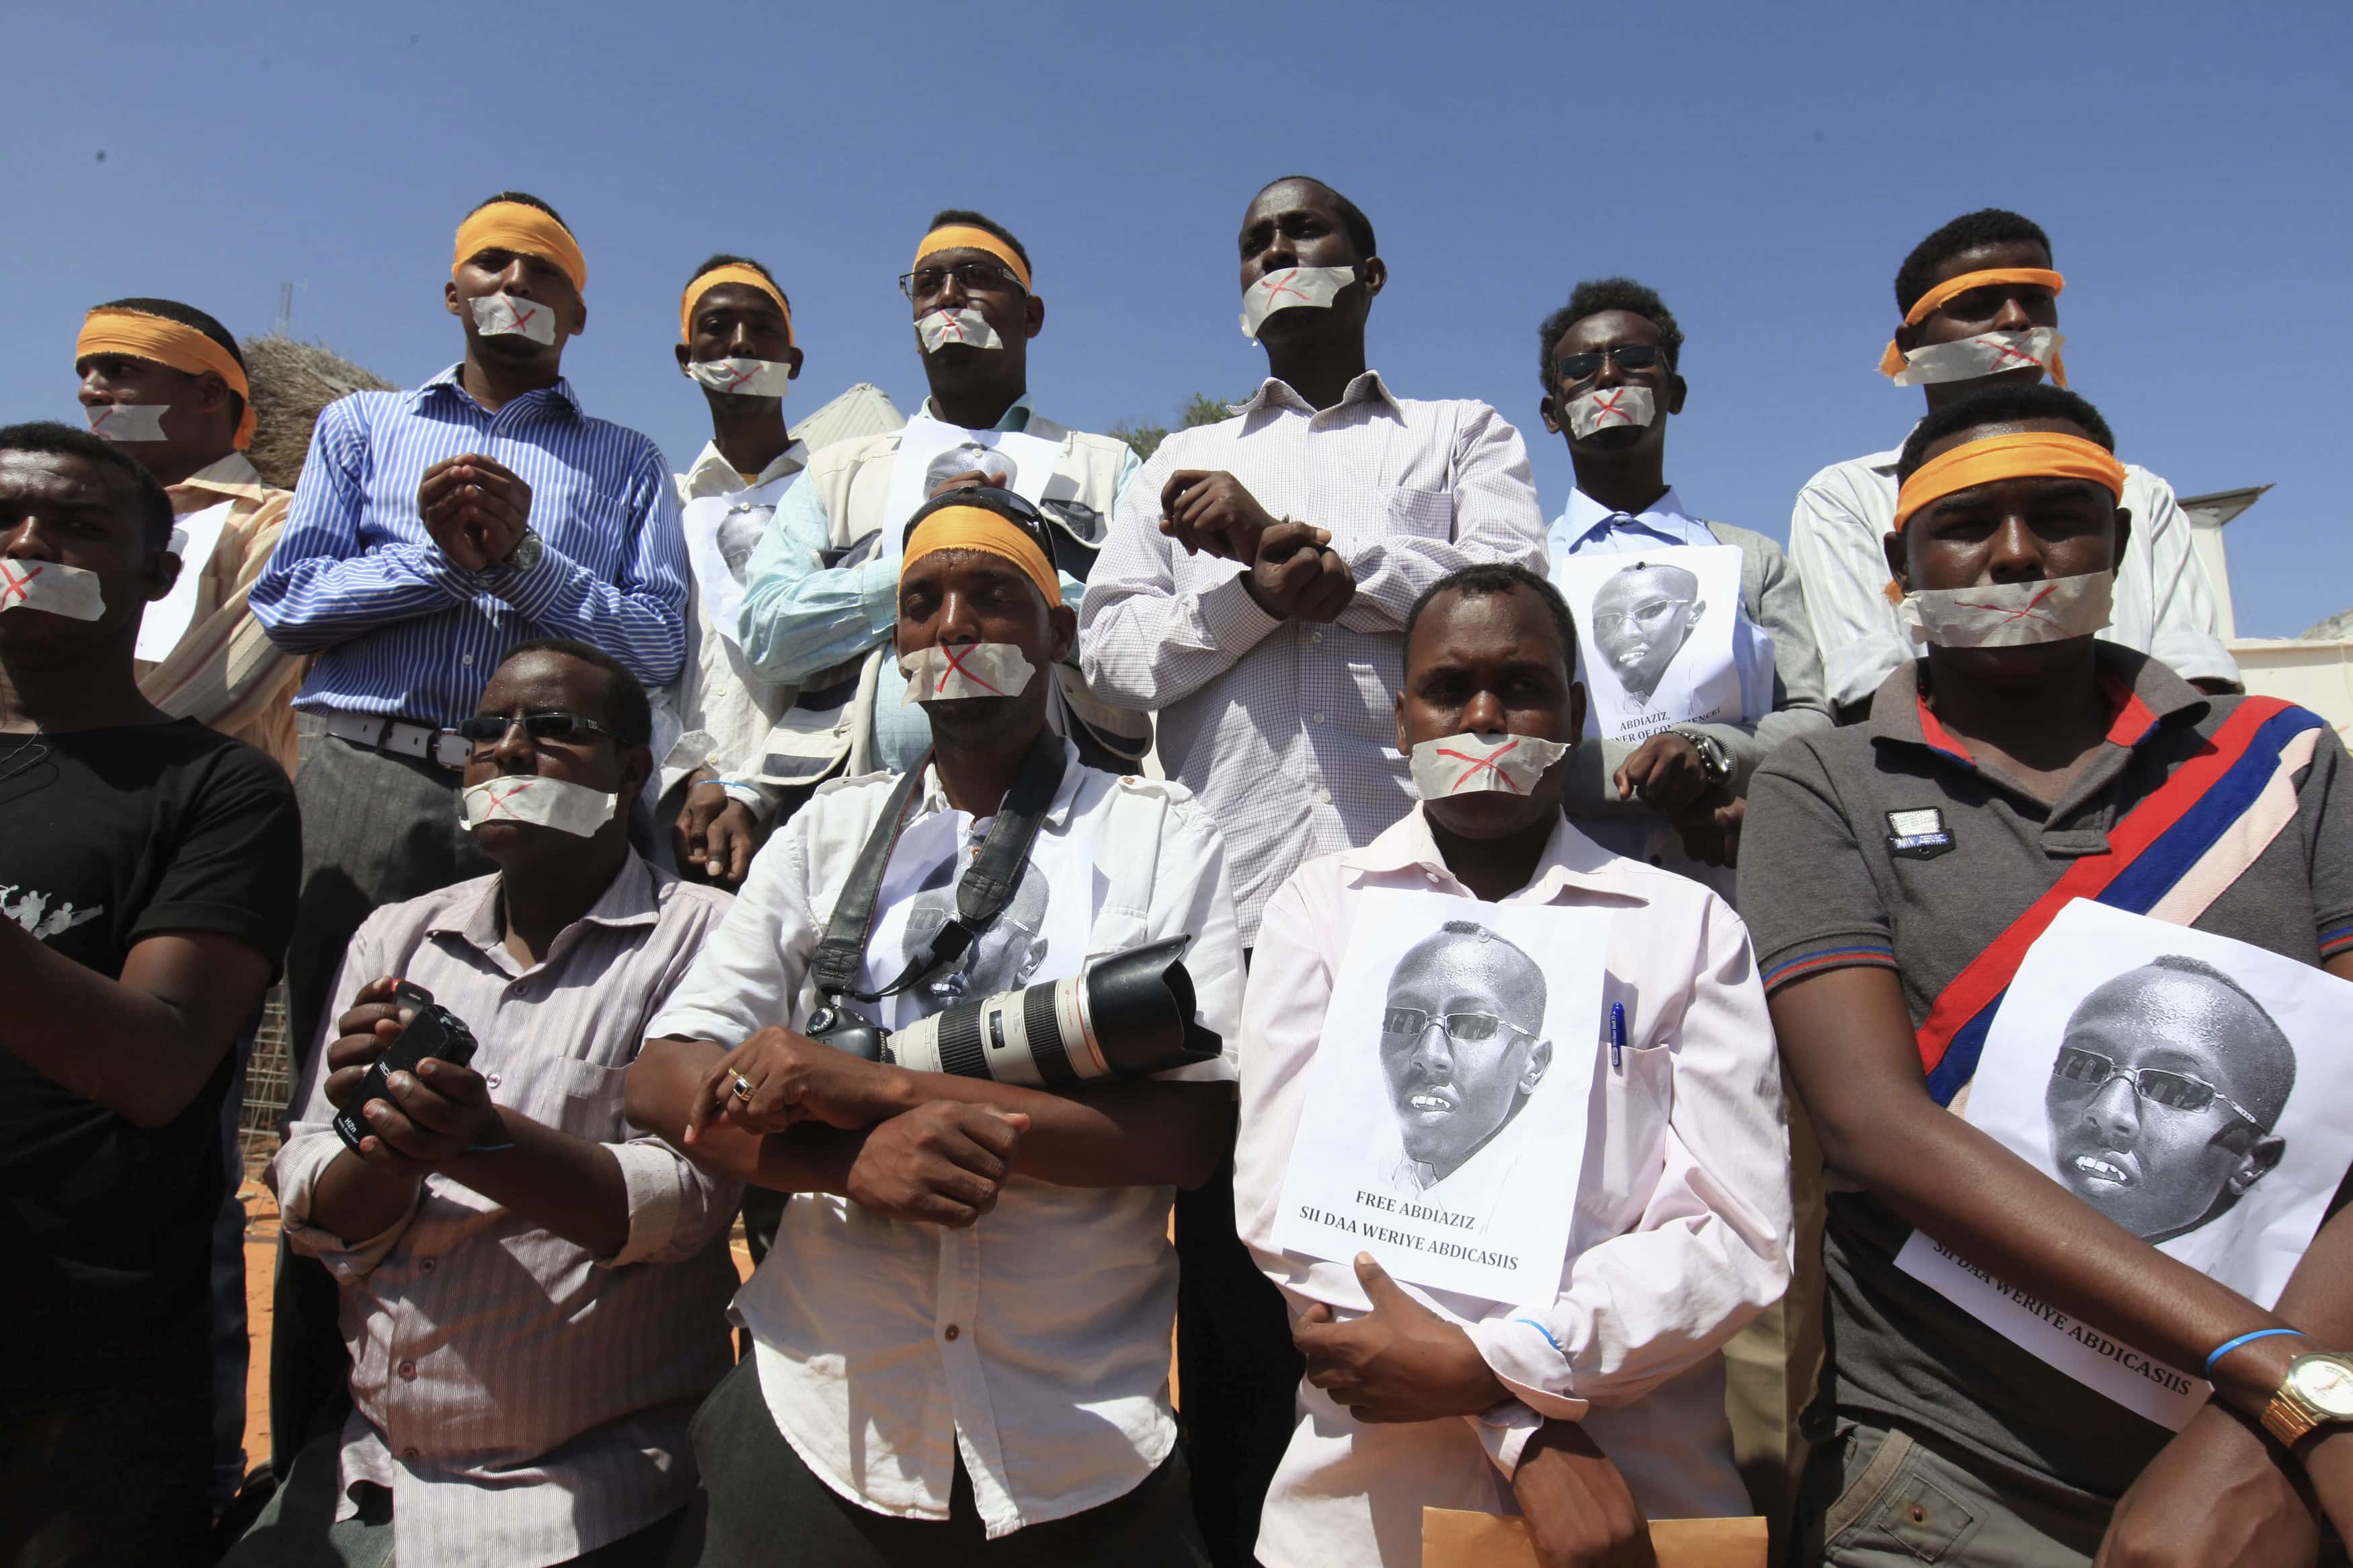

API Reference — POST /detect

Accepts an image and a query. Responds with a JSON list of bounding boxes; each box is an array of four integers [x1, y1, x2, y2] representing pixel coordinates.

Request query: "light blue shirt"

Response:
[[1545, 487, 1773, 723], [739, 396, 1135, 773]]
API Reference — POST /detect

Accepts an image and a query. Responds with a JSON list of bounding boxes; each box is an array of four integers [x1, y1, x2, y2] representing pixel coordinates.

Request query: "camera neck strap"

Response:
[[810, 729, 1068, 1006]]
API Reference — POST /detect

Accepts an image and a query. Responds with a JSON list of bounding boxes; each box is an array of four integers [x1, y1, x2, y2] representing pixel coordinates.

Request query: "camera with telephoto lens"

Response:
[[807, 936, 1220, 1087], [333, 981, 482, 1154]]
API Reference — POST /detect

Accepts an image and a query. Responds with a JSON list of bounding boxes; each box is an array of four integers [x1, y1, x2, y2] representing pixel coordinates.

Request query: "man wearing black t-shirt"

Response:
[[0, 423, 301, 1567]]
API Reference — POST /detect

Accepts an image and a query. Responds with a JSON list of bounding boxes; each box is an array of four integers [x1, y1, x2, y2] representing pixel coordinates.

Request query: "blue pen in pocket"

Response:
[[1609, 1001, 1626, 1072]]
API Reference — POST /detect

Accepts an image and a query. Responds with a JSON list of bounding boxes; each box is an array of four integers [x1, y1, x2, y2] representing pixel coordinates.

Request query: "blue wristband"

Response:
[[2204, 1327, 2303, 1380]]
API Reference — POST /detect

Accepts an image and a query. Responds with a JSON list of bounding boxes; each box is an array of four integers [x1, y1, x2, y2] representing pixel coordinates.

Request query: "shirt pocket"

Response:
[[1382, 485, 1453, 541], [507, 1057, 631, 1144], [1595, 1040, 1674, 1198], [540, 489, 639, 577]]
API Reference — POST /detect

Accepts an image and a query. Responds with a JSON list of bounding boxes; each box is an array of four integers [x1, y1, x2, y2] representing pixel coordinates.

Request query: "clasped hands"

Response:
[[1297, 1253, 1654, 1567], [1160, 469, 1355, 622], [419, 452, 534, 571], [323, 976, 500, 1173]]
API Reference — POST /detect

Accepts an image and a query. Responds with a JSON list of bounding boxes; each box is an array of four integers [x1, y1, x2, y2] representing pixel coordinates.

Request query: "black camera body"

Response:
[[332, 981, 481, 1154]]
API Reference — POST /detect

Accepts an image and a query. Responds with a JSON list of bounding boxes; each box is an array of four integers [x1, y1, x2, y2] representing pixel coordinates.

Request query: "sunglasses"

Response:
[[2050, 1045, 2262, 1125], [1554, 343, 1667, 384], [1594, 596, 1691, 633], [456, 710, 621, 750], [1381, 1006, 1538, 1046]]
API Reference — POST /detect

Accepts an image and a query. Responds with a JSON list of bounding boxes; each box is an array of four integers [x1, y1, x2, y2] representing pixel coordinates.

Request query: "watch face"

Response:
[[2293, 1356, 2353, 1417], [511, 532, 543, 569]]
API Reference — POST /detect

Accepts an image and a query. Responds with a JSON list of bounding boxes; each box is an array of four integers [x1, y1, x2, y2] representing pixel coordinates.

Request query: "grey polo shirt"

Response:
[[1739, 644, 2353, 1502]]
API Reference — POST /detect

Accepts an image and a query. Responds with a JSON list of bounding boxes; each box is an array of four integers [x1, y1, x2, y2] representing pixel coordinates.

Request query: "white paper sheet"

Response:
[[680, 477, 797, 655], [85, 403, 168, 442], [1273, 889, 1609, 1303], [471, 292, 559, 345], [1553, 544, 1745, 743], [879, 416, 1062, 546], [0, 559, 105, 622], [1895, 900, 2353, 1428], [133, 500, 233, 662]]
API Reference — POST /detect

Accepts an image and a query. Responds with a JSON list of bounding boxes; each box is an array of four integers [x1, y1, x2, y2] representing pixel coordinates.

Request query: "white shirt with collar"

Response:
[[1234, 804, 1790, 1568], [645, 741, 1245, 1538], [655, 440, 811, 817], [1788, 440, 2237, 710]]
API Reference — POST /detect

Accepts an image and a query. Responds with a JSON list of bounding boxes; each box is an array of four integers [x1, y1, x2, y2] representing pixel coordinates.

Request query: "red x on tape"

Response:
[[1435, 738, 1523, 793], [936, 643, 1006, 697], [0, 562, 44, 606]]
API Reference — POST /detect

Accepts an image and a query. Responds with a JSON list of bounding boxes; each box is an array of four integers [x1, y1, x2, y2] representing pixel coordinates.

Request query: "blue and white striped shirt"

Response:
[[251, 366, 688, 728]]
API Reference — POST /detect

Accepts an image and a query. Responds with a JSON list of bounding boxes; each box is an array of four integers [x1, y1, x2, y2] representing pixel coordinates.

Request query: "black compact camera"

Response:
[[332, 980, 482, 1154]]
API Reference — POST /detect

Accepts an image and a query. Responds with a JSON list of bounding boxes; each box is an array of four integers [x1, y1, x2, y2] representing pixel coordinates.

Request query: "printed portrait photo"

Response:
[[898, 855, 1053, 1016], [715, 510, 766, 585], [1380, 919, 1552, 1201], [1551, 543, 1744, 743], [1591, 561, 1704, 707]]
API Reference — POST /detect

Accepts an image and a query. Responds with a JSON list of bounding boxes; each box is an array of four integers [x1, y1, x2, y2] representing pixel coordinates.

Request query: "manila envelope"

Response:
[[1423, 1507, 1767, 1567]]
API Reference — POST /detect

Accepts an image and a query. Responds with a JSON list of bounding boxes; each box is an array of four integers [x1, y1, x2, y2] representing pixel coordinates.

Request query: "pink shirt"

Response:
[[1233, 806, 1792, 1567]]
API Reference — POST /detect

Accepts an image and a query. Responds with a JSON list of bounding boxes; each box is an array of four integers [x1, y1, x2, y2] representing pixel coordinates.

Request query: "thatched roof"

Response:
[[242, 333, 398, 490]]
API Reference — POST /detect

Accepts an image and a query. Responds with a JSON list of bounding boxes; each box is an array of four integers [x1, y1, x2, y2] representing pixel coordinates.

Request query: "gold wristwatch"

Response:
[[2260, 1352, 2353, 1446]]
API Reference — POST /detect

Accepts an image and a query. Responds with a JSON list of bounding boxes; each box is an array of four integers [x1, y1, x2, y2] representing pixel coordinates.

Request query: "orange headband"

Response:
[[1893, 431, 2124, 531], [75, 308, 255, 449], [680, 264, 793, 347], [912, 225, 1032, 292], [902, 505, 1061, 608], [1879, 267, 2067, 384], [452, 202, 588, 294]]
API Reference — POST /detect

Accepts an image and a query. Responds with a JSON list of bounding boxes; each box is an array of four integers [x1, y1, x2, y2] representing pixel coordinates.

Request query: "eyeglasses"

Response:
[[1594, 597, 1691, 634], [898, 261, 1025, 300], [1554, 343, 1667, 385], [2049, 1045, 2262, 1124], [455, 710, 621, 752], [1382, 1006, 1538, 1046]]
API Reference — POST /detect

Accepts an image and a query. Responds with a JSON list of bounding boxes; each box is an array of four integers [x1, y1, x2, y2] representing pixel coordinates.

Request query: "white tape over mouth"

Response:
[[1563, 384, 1656, 438], [1409, 731, 1570, 798], [1902, 569, 2114, 649], [898, 641, 1036, 704], [0, 559, 106, 622], [85, 403, 169, 442], [1891, 328, 2064, 387], [458, 774, 620, 836], [915, 309, 1004, 354], [471, 292, 561, 345], [686, 358, 795, 398], [1238, 266, 1356, 342]]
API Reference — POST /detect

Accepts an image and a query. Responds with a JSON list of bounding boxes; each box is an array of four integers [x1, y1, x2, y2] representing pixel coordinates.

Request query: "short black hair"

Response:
[[1535, 277, 1685, 388], [91, 296, 247, 434], [1253, 175, 1377, 259], [1896, 382, 2114, 483], [685, 253, 793, 315], [0, 419, 174, 548], [498, 636, 651, 747], [1404, 563, 1578, 678], [469, 190, 570, 230], [1894, 208, 2052, 317], [926, 209, 1031, 280]]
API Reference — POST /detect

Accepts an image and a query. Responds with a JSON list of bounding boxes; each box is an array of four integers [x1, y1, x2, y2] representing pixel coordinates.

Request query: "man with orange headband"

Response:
[[735, 209, 1146, 794], [251, 189, 688, 1471], [75, 297, 304, 775], [627, 485, 1242, 1566], [1788, 208, 2234, 714], [1745, 382, 2353, 1565], [660, 253, 809, 887]]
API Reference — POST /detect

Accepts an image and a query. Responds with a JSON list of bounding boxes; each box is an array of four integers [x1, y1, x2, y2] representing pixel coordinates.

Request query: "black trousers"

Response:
[[672, 1357, 1211, 1568], [1, 1376, 212, 1568]]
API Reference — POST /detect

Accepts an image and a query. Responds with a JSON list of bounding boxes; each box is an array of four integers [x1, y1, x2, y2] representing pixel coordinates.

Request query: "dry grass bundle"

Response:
[[241, 333, 397, 490]]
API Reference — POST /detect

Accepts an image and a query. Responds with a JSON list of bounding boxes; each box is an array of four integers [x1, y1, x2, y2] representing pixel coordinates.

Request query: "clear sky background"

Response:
[[11, 1, 2349, 634]]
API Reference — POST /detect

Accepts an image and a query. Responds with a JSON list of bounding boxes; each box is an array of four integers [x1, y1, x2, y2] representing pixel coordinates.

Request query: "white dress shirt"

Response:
[[274, 854, 744, 1568], [1079, 372, 1548, 942], [1235, 806, 1791, 1568], [646, 743, 1246, 1538], [1788, 440, 2237, 710]]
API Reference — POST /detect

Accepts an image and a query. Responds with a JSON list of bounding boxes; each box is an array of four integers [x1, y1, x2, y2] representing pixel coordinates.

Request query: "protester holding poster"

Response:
[[1533, 279, 1829, 895], [1234, 561, 1790, 1568], [735, 209, 1146, 787], [1742, 382, 2353, 1567]]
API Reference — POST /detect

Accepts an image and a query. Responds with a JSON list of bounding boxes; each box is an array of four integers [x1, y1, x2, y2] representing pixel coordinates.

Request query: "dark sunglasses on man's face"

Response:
[[2049, 1044, 2261, 1124], [456, 710, 620, 750], [1554, 343, 1667, 385]]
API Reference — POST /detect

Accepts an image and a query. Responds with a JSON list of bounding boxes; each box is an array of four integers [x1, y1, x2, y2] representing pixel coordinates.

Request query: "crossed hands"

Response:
[[419, 452, 533, 571], [323, 976, 500, 1172], [1160, 470, 1353, 622]]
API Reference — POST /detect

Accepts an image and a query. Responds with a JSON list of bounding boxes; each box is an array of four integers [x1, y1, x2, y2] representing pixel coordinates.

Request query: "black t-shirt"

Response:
[[0, 719, 301, 1397]]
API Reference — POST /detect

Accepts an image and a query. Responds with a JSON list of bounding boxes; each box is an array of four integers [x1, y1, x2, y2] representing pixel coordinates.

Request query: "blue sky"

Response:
[[13, 1, 2349, 634]]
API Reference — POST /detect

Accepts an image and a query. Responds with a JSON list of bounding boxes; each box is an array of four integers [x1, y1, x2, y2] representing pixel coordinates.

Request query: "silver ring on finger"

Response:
[[731, 1072, 756, 1104]]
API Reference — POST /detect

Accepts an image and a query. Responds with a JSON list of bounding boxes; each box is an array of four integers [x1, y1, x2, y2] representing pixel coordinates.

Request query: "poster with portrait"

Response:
[[879, 416, 1064, 543], [859, 811, 1092, 1032], [680, 477, 798, 651], [1273, 889, 1610, 1303], [1552, 544, 1744, 744], [1896, 899, 2353, 1428]]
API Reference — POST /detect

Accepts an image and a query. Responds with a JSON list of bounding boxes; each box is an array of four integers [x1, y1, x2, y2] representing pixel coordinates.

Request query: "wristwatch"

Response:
[[502, 528, 544, 571], [2261, 1352, 2353, 1446], [1671, 727, 1730, 789]]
